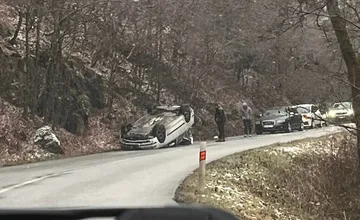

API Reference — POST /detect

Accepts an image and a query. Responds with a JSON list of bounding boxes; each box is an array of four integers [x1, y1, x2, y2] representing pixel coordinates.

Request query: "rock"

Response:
[[76, 94, 91, 119], [74, 113, 85, 135], [34, 126, 63, 154], [64, 94, 91, 136]]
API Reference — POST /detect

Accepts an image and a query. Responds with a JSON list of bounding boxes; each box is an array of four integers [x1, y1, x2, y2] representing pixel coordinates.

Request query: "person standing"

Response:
[[214, 103, 226, 142], [241, 102, 252, 137]]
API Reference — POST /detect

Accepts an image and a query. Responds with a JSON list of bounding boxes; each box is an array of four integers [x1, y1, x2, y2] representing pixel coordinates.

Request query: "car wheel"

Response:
[[299, 122, 304, 131], [180, 105, 191, 123], [286, 122, 292, 133], [152, 124, 166, 143]]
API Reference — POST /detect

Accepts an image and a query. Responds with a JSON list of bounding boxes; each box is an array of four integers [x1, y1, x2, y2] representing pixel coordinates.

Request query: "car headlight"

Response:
[[327, 111, 336, 118], [255, 121, 261, 125], [276, 119, 286, 124]]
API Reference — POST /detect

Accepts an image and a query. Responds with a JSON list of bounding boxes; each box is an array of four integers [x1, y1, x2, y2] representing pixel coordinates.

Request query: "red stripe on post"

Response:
[[199, 150, 206, 161]]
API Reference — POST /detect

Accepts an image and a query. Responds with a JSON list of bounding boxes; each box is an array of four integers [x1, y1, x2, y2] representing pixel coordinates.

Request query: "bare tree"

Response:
[[274, 0, 360, 163]]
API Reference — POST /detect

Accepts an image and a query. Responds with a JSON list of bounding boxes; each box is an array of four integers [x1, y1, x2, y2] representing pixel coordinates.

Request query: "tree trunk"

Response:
[[32, 15, 42, 115], [9, 9, 23, 45], [327, 0, 360, 164], [23, 8, 31, 117], [45, 0, 64, 127]]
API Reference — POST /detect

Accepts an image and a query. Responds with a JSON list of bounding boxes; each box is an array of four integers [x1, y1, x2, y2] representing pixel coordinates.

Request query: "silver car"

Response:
[[120, 105, 195, 150], [326, 101, 354, 123]]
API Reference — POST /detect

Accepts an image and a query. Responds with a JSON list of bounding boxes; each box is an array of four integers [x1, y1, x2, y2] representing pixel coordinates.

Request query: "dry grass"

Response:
[[175, 132, 360, 220]]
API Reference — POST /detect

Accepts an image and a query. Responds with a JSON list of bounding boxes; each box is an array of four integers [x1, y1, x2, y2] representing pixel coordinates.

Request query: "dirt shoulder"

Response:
[[175, 132, 360, 220]]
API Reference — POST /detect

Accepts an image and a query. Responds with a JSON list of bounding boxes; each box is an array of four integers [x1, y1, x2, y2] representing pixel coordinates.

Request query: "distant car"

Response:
[[120, 105, 195, 150], [293, 104, 324, 128], [255, 106, 304, 134], [326, 101, 354, 123]]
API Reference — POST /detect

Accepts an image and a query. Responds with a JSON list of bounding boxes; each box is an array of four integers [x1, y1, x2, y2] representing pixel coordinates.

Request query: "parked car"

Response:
[[255, 106, 304, 134], [120, 105, 195, 150], [326, 101, 354, 123], [293, 104, 324, 128]]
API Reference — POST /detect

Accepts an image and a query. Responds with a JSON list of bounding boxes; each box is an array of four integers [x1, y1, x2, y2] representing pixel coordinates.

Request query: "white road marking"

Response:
[[0, 148, 179, 195], [0, 172, 71, 194]]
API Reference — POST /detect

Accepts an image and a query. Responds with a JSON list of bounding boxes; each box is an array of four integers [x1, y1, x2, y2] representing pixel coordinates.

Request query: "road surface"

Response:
[[0, 126, 343, 208]]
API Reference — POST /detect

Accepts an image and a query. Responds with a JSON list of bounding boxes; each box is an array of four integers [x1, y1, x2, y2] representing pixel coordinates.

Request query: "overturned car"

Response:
[[120, 105, 195, 150]]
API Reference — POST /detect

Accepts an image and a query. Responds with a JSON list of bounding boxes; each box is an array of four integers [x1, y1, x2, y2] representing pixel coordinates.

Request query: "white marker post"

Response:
[[198, 141, 207, 194]]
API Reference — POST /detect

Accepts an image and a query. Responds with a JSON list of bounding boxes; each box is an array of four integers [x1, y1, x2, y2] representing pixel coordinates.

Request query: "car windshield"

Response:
[[263, 109, 287, 116], [333, 102, 352, 110]]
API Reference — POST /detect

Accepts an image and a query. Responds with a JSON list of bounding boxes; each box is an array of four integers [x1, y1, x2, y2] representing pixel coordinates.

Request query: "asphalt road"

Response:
[[0, 126, 343, 208]]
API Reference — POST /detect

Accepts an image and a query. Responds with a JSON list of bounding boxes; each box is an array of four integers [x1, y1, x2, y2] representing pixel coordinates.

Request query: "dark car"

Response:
[[255, 106, 304, 135]]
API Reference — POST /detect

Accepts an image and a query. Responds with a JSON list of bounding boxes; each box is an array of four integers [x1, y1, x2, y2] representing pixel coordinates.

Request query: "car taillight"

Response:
[[303, 115, 311, 119]]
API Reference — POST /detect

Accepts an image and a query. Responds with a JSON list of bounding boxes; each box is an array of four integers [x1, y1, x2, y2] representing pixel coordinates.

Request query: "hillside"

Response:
[[0, 0, 350, 165]]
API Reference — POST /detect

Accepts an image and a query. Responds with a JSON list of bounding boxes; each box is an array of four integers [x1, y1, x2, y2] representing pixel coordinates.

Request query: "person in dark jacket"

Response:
[[214, 103, 226, 142]]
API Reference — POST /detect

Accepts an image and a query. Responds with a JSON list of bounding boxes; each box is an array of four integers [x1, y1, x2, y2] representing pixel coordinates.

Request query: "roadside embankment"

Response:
[[175, 132, 360, 219]]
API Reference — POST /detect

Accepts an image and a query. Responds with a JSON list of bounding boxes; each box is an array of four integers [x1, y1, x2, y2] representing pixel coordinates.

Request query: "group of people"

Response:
[[214, 102, 252, 142]]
